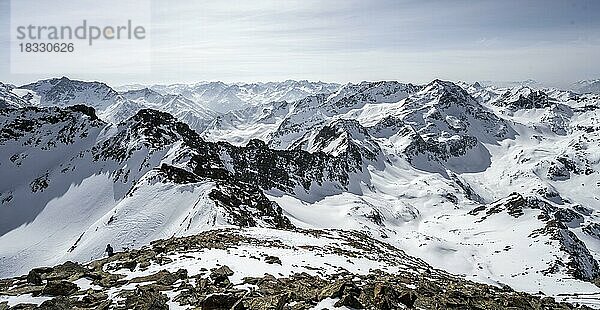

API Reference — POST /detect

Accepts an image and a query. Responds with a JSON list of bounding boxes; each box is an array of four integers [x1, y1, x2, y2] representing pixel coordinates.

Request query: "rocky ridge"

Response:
[[0, 228, 593, 310]]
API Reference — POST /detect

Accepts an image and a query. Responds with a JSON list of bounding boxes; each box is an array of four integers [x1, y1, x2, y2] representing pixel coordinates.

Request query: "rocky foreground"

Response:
[[0, 228, 594, 310]]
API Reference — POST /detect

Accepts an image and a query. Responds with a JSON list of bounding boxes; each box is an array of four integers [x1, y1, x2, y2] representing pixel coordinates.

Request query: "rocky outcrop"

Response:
[[0, 229, 590, 310], [493, 87, 555, 110], [0, 106, 104, 147]]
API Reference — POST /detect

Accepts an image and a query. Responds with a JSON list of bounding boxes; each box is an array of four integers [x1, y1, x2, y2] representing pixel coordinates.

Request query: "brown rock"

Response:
[[264, 256, 282, 265], [42, 281, 78, 296], [26, 270, 43, 286]]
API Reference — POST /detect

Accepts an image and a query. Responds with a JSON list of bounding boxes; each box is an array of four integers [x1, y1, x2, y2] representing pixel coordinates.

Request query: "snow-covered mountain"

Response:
[[0, 83, 39, 109], [479, 79, 543, 89], [573, 79, 600, 95], [104, 88, 218, 132], [130, 80, 341, 113], [15, 77, 220, 133], [202, 81, 420, 147], [16, 77, 340, 133], [0, 106, 299, 277], [21, 77, 121, 111], [1, 78, 600, 308]]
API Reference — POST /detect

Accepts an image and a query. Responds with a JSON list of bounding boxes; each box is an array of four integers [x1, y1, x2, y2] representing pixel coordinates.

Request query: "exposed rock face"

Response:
[[0, 106, 104, 147], [309, 119, 383, 165], [404, 127, 479, 162], [97, 108, 357, 196], [493, 86, 555, 110], [208, 180, 294, 229], [198, 139, 356, 194]]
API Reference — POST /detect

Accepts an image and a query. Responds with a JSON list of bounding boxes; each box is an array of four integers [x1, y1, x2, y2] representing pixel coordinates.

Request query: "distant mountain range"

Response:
[[116, 80, 341, 113], [572, 79, 600, 95]]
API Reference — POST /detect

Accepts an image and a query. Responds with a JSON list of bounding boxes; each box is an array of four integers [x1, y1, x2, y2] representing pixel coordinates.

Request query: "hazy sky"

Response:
[[1, 0, 599, 86]]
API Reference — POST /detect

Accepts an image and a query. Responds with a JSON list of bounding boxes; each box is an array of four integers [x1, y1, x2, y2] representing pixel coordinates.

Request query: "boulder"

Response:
[[37, 296, 73, 309], [264, 256, 282, 265], [26, 270, 43, 286], [80, 290, 109, 307], [42, 281, 78, 296], [201, 293, 243, 310], [244, 294, 288, 310], [334, 293, 364, 309], [319, 280, 360, 299], [210, 265, 234, 287], [45, 261, 87, 281], [373, 283, 417, 309], [122, 285, 169, 310]]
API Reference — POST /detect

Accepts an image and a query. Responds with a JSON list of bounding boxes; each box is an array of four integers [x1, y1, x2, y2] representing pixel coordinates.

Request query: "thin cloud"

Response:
[[1, 0, 599, 85]]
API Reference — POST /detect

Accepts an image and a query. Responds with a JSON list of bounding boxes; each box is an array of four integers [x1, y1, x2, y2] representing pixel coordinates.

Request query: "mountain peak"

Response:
[[19, 77, 120, 110], [493, 86, 553, 110], [421, 79, 476, 107], [426, 79, 463, 90]]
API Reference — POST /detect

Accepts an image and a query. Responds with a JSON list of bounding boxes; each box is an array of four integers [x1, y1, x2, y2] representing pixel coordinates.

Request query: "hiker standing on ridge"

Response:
[[105, 244, 114, 257]]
